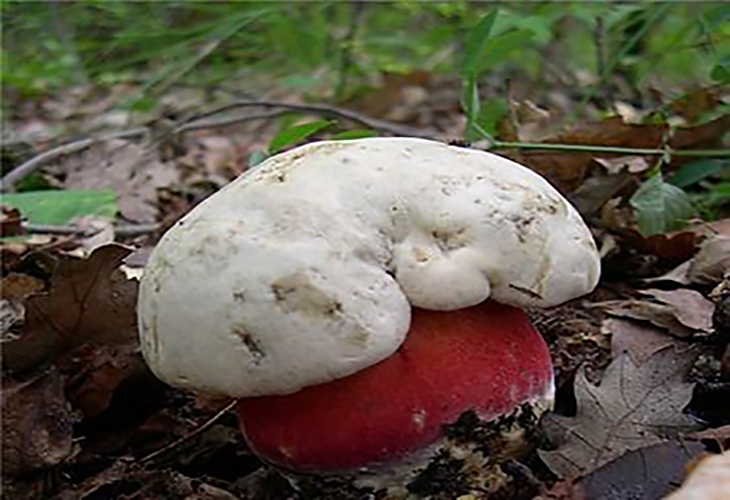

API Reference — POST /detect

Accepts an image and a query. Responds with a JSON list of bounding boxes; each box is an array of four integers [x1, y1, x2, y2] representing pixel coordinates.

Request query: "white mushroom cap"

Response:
[[138, 138, 600, 397]]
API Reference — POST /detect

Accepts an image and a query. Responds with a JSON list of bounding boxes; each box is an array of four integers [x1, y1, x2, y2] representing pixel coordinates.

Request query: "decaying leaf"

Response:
[[1, 367, 79, 476], [540, 346, 700, 478], [510, 114, 730, 193], [2, 244, 138, 373], [595, 156, 650, 175], [575, 440, 706, 500], [627, 231, 698, 262], [644, 260, 693, 286], [688, 424, 730, 450], [605, 317, 688, 363], [65, 216, 116, 258], [600, 300, 694, 337], [64, 343, 146, 419], [0, 273, 45, 338], [1, 206, 24, 237], [688, 236, 730, 285], [641, 289, 715, 332], [629, 173, 694, 237], [61, 139, 180, 223], [599, 288, 715, 338], [569, 172, 633, 217]]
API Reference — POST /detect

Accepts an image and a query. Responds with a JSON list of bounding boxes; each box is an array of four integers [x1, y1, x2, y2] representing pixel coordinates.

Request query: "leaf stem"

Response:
[[490, 141, 730, 158]]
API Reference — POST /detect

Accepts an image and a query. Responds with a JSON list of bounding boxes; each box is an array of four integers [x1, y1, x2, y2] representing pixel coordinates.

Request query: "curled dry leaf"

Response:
[[1, 367, 79, 476], [645, 261, 693, 286], [594, 156, 650, 175], [599, 288, 715, 338], [600, 299, 695, 338], [689, 236, 730, 285], [569, 172, 633, 217], [65, 216, 116, 258], [688, 425, 730, 451], [510, 114, 730, 193], [639, 289, 715, 333], [2, 244, 138, 374], [540, 346, 700, 479]]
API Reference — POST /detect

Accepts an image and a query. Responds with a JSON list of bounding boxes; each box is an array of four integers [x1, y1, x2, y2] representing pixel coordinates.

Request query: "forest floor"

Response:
[[2, 73, 729, 500]]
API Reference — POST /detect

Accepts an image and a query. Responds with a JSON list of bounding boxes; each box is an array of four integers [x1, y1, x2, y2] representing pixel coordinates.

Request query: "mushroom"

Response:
[[138, 137, 600, 497], [663, 451, 730, 500]]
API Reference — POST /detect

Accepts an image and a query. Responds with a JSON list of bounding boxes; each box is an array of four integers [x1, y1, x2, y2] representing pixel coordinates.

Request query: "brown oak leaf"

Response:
[[540, 346, 700, 478]]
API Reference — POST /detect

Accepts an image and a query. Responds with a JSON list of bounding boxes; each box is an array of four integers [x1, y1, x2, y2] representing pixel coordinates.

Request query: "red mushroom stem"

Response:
[[236, 301, 554, 496]]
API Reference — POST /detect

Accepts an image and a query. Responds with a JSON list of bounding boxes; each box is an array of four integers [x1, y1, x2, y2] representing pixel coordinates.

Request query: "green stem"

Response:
[[580, 4, 670, 108], [490, 141, 730, 158]]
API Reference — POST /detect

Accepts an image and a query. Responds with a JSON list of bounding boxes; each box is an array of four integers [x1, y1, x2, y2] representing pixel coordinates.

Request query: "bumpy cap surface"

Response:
[[138, 137, 600, 397]]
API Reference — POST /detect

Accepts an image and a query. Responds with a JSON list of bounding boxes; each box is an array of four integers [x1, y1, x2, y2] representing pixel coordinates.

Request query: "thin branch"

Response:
[[4, 97, 726, 195], [178, 100, 433, 138], [2, 102, 429, 191], [491, 141, 730, 158], [0, 128, 146, 192], [23, 222, 160, 237], [335, 1, 366, 101], [175, 110, 286, 133], [138, 399, 237, 464]]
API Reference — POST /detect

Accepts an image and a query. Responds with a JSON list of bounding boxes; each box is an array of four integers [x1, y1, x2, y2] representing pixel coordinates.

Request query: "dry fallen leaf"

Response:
[[644, 261, 693, 286], [639, 289, 715, 333], [605, 317, 689, 363], [595, 156, 650, 175], [61, 138, 180, 223], [1, 206, 24, 237], [599, 288, 715, 338], [688, 425, 730, 451], [1, 367, 79, 476], [2, 244, 138, 373], [600, 300, 695, 338], [540, 346, 700, 478], [64, 343, 146, 419], [509, 114, 730, 193], [688, 236, 730, 285], [569, 172, 633, 217], [0, 273, 46, 338], [575, 440, 706, 500]]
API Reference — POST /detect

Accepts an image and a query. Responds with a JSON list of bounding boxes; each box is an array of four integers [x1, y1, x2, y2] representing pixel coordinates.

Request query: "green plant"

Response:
[[2, 189, 117, 225]]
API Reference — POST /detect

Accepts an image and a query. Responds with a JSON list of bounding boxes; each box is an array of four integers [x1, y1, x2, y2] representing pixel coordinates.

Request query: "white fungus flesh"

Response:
[[138, 138, 600, 398]]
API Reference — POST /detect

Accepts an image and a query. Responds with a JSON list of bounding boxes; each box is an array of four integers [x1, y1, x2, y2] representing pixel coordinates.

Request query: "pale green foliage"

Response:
[[2, 190, 117, 225], [630, 172, 695, 236]]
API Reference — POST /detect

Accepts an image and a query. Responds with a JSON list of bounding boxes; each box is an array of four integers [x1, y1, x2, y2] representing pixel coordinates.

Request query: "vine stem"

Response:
[[490, 141, 730, 158]]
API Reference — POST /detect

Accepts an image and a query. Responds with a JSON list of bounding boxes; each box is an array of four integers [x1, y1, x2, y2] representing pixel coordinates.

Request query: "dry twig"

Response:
[[138, 400, 237, 464]]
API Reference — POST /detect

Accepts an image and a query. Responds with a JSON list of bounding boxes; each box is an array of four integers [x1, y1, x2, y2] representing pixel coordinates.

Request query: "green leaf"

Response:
[[268, 120, 333, 154], [475, 29, 534, 74], [461, 77, 480, 138], [475, 99, 508, 138], [668, 159, 727, 188], [629, 173, 694, 236], [331, 130, 379, 140], [2, 189, 118, 225], [460, 10, 498, 78], [710, 60, 730, 83]]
